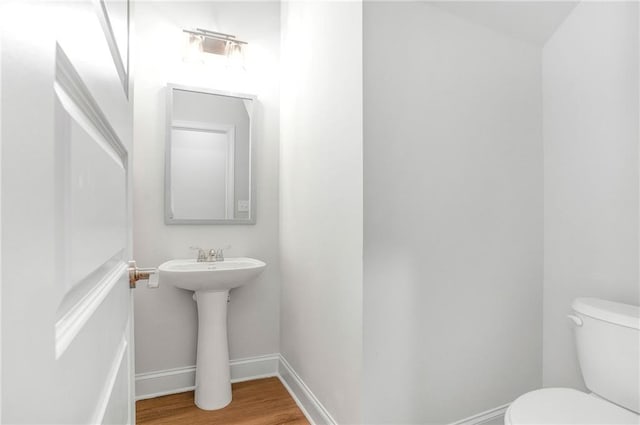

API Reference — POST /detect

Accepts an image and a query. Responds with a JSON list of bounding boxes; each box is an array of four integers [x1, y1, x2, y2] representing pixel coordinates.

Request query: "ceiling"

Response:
[[431, 1, 579, 45]]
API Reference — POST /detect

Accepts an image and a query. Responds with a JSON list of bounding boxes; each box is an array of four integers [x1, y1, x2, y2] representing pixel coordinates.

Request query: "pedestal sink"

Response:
[[158, 257, 266, 410]]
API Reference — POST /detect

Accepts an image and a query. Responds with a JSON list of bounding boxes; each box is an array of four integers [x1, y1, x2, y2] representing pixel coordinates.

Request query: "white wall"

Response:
[[279, 2, 363, 424], [132, 1, 281, 379], [542, 1, 640, 389], [363, 3, 543, 423]]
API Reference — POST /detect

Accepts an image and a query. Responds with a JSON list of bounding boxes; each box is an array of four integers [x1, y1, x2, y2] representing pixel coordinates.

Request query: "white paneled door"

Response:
[[1, 1, 135, 423]]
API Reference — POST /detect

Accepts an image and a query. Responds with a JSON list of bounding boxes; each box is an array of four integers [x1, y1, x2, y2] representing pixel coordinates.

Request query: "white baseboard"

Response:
[[449, 403, 510, 425], [136, 352, 507, 425], [134, 354, 279, 401], [229, 354, 280, 382], [277, 355, 337, 425]]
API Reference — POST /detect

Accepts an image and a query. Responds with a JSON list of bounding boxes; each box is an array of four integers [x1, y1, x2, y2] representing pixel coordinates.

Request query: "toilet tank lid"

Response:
[[572, 298, 640, 330]]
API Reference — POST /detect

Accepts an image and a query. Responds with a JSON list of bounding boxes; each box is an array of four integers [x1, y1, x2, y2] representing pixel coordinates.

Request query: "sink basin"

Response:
[[157, 256, 266, 411], [159, 258, 266, 292]]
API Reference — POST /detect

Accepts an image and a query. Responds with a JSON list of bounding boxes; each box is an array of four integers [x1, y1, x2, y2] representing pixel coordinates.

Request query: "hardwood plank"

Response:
[[136, 377, 310, 425]]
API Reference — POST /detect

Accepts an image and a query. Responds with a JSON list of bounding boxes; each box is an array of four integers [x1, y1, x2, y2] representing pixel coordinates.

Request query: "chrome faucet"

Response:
[[212, 248, 224, 262], [193, 247, 211, 262], [191, 246, 225, 262]]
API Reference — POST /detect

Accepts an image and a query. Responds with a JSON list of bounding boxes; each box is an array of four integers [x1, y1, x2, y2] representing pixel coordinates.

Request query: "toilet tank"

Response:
[[571, 298, 640, 413]]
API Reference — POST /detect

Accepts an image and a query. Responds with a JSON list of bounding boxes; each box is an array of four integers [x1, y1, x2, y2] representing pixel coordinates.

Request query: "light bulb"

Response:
[[183, 33, 203, 63], [227, 43, 244, 69]]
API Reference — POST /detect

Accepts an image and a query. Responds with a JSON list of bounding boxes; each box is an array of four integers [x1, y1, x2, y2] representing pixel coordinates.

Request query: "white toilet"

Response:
[[506, 298, 640, 425]]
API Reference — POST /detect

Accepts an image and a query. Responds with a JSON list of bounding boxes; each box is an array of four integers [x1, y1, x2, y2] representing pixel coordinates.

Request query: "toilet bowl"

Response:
[[505, 388, 639, 424], [506, 298, 640, 425]]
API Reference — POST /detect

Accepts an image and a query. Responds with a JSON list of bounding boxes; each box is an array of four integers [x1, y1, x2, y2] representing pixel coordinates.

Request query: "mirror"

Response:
[[165, 85, 256, 224]]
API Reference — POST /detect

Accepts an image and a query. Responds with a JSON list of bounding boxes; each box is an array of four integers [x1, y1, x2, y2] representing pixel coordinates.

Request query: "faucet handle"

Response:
[[209, 246, 230, 261], [190, 246, 208, 261]]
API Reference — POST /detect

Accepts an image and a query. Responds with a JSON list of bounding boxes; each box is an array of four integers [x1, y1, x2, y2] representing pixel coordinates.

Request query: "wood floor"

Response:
[[136, 377, 310, 425]]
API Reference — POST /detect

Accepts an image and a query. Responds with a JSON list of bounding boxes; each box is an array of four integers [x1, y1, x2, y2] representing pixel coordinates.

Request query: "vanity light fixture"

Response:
[[183, 28, 247, 67]]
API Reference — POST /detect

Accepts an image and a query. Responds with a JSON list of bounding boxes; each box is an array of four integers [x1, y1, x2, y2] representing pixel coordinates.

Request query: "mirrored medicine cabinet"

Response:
[[165, 84, 256, 224]]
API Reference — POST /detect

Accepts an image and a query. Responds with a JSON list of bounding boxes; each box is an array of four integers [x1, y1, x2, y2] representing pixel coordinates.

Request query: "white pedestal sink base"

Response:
[[194, 290, 232, 410], [159, 258, 267, 410]]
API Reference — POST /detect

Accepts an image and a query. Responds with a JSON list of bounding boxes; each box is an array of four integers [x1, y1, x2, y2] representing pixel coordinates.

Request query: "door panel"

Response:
[[55, 282, 129, 422], [98, 0, 130, 95], [1, 1, 134, 423], [56, 1, 132, 145], [101, 344, 132, 425], [54, 53, 127, 293]]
